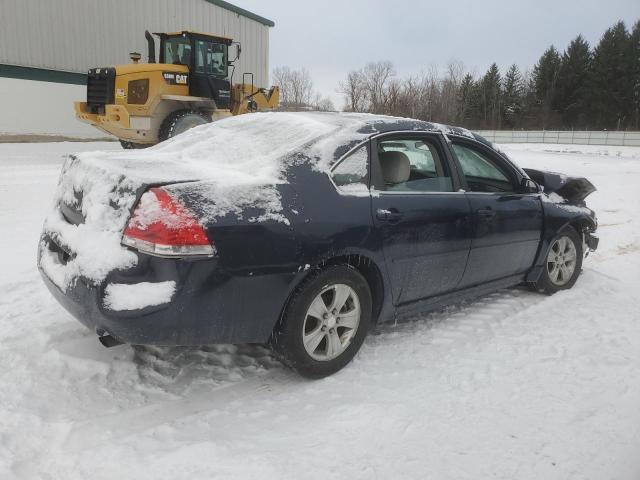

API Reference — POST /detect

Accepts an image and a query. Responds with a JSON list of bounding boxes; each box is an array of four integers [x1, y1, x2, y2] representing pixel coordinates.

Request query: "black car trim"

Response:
[[327, 139, 372, 192]]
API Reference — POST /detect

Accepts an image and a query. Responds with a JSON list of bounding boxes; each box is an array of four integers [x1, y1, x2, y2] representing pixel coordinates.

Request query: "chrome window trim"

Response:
[[373, 189, 466, 196]]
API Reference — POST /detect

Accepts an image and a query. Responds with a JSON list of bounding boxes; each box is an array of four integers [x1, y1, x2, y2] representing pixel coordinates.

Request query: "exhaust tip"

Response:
[[99, 334, 124, 348]]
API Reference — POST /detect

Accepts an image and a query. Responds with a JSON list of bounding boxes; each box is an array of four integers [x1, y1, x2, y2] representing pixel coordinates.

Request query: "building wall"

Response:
[[0, 0, 271, 88], [0, 77, 105, 137]]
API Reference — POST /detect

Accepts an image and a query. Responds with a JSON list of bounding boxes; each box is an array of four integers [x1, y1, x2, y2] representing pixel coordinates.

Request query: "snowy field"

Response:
[[1, 141, 639, 480]]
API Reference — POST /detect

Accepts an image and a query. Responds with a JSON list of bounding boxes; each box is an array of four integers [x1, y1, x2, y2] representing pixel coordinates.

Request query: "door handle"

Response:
[[476, 208, 496, 218], [376, 208, 403, 222]]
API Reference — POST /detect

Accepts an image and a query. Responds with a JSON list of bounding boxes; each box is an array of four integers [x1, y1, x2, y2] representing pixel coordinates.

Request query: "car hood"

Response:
[[523, 168, 596, 205]]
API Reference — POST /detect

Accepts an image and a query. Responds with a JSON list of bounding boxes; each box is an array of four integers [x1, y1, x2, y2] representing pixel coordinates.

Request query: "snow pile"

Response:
[[103, 281, 176, 311]]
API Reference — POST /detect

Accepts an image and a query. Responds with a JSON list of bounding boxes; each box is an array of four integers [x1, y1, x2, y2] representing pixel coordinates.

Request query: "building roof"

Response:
[[203, 0, 275, 27]]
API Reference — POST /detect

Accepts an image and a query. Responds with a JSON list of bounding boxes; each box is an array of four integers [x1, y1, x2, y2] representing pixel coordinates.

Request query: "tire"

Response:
[[159, 110, 210, 141], [534, 226, 583, 294], [271, 265, 372, 379], [120, 140, 151, 149]]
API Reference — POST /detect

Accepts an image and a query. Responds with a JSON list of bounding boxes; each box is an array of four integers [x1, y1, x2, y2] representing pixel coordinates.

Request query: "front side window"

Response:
[[377, 138, 452, 192], [164, 37, 191, 65], [331, 145, 369, 193], [195, 40, 228, 77], [452, 143, 515, 192]]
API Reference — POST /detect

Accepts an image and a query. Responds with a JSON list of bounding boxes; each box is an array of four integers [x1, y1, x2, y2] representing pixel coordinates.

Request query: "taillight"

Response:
[[122, 187, 216, 257]]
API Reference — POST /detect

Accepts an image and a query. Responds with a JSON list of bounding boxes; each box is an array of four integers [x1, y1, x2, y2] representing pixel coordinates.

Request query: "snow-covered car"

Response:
[[38, 112, 599, 378]]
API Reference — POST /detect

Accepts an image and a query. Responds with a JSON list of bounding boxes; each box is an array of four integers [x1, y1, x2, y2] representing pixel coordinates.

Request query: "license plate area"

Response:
[[47, 236, 75, 266]]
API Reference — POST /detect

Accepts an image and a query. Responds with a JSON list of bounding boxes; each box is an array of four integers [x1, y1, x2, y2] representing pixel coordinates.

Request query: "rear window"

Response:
[[331, 145, 369, 192]]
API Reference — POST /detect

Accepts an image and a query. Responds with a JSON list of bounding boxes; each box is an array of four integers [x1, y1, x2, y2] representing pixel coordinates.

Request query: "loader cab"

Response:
[[157, 31, 233, 108]]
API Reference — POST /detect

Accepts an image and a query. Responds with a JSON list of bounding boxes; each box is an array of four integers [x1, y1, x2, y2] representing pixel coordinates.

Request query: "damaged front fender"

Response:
[[524, 168, 596, 205]]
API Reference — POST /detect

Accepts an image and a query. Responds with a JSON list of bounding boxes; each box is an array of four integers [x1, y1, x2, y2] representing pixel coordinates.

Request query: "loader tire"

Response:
[[120, 140, 150, 149], [159, 110, 210, 142]]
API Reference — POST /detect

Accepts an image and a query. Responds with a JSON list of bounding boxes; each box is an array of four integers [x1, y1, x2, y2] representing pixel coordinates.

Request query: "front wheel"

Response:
[[159, 110, 210, 141], [535, 227, 583, 294], [271, 265, 372, 378]]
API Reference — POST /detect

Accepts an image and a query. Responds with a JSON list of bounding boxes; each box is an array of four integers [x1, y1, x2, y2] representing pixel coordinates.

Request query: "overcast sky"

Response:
[[234, 0, 639, 108]]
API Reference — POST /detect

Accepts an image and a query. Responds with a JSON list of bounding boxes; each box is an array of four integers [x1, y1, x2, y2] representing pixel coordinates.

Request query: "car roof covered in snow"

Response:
[[63, 113, 479, 229], [78, 112, 477, 183]]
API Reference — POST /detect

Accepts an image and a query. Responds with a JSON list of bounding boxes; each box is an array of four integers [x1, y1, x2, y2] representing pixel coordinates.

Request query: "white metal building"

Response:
[[0, 0, 274, 137]]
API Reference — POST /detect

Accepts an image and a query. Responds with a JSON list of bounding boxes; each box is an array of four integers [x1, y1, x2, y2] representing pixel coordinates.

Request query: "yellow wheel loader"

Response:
[[74, 30, 279, 148]]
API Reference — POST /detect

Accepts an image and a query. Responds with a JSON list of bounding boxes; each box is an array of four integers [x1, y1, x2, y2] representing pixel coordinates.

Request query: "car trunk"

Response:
[[38, 152, 201, 293]]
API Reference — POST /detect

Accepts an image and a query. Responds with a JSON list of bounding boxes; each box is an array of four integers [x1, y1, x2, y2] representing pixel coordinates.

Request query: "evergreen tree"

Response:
[[501, 64, 525, 128], [467, 79, 484, 129], [532, 46, 562, 128], [556, 35, 591, 128], [480, 63, 502, 128], [456, 73, 475, 124], [630, 20, 640, 129], [589, 21, 632, 129]]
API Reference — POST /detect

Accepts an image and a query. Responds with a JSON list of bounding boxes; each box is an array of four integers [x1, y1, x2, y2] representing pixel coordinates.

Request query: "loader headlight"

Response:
[[128, 79, 149, 105]]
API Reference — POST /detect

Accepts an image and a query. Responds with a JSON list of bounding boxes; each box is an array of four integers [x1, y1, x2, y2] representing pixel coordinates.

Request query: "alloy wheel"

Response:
[[302, 284, 361, 361], [547, 236, 578, 286]]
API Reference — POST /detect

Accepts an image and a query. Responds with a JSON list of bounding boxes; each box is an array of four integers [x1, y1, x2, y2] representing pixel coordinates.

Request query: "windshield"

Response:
[[163, 36, 191, 66]]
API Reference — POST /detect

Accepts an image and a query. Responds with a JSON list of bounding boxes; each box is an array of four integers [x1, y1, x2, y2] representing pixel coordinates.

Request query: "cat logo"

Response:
[[163, 72, 189, 86]]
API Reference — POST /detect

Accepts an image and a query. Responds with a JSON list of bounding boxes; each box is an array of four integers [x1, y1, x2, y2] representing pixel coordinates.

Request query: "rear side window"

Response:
[[331, 145, 369, 193], [377, 138, 453, 192], [452, 143, 515, 192]]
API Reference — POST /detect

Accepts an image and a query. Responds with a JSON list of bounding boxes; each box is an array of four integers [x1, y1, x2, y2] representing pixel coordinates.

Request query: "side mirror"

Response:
[[228, 43, 241, 65], [520, 178, 541, 194]]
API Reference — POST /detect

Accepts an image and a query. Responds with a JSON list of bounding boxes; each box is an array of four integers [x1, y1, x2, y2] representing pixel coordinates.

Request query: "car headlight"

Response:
[[128, 79, 149, 105]]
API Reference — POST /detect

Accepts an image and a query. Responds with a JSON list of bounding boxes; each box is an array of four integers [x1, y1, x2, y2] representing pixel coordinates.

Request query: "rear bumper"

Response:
[[38, 234, 295, 346]]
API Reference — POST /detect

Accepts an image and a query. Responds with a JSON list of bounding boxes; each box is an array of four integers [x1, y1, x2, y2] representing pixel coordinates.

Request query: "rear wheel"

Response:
[[271, 265, 372, 378], [159, 110, 210, 141], [535, 227, 583, 294]]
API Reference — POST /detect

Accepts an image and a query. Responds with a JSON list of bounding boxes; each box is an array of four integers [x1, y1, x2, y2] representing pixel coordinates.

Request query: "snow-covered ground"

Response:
[[0, 142, 639, 480]]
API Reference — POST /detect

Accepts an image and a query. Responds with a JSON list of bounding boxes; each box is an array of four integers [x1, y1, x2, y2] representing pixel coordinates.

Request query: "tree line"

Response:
[[272, 66, 334, 112], [273, 19, 639, 131]]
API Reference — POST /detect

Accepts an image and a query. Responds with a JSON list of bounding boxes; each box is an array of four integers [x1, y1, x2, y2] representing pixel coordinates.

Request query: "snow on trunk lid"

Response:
[[39, 154, 141, 292]]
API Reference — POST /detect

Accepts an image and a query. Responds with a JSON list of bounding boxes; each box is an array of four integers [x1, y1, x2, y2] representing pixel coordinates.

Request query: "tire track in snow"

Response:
[[58, 267, 622, 453]]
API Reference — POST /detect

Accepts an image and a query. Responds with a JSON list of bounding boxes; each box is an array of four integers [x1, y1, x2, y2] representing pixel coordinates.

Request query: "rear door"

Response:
[[370, 132, 473, 305], [450, 139, 543, 287]]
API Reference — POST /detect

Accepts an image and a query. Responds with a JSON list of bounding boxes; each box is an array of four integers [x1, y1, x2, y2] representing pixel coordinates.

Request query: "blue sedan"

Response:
[[38, 112, 598, 378]]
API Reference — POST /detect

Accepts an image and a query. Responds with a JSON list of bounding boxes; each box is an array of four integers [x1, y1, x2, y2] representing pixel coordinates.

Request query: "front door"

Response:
[[190, 37, 231, 108], [451, 140, 543, 287], [371, 133, 473, 305]]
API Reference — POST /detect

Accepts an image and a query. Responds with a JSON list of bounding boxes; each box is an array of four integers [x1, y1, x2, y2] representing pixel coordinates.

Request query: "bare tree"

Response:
[[272, 66, 292, 107], [289, 68, 314, 108], [362, 61, 395, 113], [272, 66, 314, 110], [312, 93, 335, 112], [338, 70, 367, 112]]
